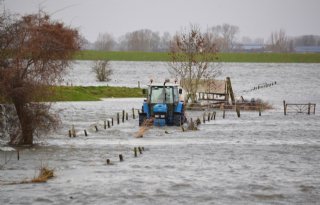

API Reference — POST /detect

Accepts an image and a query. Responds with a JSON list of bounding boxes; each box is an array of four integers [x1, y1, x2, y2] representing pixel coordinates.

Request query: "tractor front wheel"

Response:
[[139, 113, 147, 126]]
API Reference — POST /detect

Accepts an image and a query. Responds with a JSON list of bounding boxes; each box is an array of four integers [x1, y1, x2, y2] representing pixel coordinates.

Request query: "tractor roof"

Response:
[[148, 83, 179, 87]]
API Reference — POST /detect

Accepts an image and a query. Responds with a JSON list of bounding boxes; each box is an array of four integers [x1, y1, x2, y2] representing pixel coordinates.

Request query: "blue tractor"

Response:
[[139, 80, 185, 126]]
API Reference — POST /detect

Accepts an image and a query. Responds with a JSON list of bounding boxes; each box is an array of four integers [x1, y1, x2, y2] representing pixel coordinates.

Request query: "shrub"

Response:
[[92, 60, 113, 82]]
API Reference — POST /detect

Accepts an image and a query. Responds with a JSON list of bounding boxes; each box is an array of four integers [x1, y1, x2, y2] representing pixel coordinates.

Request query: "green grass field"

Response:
[[50, 86, 144, 101], [74, 50, 320, 63]]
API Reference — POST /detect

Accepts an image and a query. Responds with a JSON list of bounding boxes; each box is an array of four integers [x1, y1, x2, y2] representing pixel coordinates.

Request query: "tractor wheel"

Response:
[[139, 113, 147, 126], [173, 113, 183, 126]]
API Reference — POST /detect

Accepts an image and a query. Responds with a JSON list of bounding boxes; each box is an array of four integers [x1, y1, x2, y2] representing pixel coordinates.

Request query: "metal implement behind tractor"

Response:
[[139, 80, 185, 126]]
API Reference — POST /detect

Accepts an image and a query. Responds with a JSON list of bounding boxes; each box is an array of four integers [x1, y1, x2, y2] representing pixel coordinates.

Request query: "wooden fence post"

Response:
[[283, 100, 287, 115], [259, 106, 262, 116], [134, 147, 137, 157], [119, 154, 124, 162], [236, 105, 240, 118], [132, 108, 136, 119]]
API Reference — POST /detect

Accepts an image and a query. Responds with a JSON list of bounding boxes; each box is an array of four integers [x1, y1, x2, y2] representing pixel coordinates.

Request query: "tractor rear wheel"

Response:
[[173, 113, 183, 126]]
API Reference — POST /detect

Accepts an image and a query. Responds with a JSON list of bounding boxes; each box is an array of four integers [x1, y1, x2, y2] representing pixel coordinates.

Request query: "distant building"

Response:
[[234, 43, 266, 53], [294, 46, 320, 53]]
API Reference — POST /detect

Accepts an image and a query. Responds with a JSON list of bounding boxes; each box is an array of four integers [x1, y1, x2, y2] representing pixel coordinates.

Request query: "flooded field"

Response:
[[1, 62, 320, 204]]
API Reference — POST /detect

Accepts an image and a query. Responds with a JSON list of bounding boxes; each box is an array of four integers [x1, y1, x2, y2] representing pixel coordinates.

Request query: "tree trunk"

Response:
[[13, 102, 34, 145]]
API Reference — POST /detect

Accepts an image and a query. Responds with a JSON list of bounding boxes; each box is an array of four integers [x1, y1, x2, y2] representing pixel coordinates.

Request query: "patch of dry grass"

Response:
[[135, 118, 153, 138], [31, 166, 54, 183]]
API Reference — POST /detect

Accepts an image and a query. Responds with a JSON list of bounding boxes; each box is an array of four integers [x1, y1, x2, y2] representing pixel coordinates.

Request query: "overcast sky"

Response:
[[4, 0, 320, 42]]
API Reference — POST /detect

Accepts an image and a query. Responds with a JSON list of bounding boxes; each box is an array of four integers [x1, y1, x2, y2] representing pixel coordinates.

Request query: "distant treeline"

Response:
[[82, 26, 320, 53]]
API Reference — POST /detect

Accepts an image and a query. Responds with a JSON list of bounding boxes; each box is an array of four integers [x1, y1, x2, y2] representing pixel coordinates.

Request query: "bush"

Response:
[[92, 60, 113, 82]]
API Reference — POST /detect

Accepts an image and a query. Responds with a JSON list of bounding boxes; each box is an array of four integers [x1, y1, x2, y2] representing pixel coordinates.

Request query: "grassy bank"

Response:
[[74, 50, 320, 63], [50, 86, 143, 101]]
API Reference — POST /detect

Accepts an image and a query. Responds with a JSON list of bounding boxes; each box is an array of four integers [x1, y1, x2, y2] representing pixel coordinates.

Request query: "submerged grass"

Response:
[[50, 86, 144, 101], [74, 50, 320, 63], [31, 167, 54, 183], [2, 166, 55, 185]]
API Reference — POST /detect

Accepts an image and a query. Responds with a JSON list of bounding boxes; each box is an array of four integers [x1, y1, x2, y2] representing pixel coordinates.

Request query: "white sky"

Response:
[[4, 0, 320, 42]]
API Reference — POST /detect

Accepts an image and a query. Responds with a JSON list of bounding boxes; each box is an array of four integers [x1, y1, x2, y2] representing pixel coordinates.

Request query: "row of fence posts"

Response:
[[106, 146, 145, 165], [196, 105, 263, 125], [68, 108, 139, 137]]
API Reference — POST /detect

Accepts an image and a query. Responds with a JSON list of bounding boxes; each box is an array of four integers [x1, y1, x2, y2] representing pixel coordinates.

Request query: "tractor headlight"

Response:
[[160, 115, 165, 118], [155, 114, 159, 118]]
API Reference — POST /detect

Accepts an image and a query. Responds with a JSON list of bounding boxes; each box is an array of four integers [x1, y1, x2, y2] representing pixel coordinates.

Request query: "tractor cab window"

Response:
[[173, 87, 179, 103], [150, 86, 174, 104]]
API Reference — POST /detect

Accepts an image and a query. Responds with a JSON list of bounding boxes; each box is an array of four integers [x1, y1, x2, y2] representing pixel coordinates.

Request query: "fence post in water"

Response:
[[104, 120, 106, 129], [236, 105, 240, 118], [68, 130, 72, 138], [207, 113, 211, 122], [213, 111, 216, 120], [132, 108, 136, 119], [308, 103, 311, 115], [17, 150, 19, 160], [122, 110, 125, 123], [138, 147, 142, 154], [71, 125, 76, 137], [84, 129, 88, 136], [107, 120, 110, 128], [259, 106, 262, 116], [119, 154, 124, 162], [203, 113, 205, 124], [95, 125, 98, 132], [126, 112, 129, 121], [223, 109, 225, 119], [106, 159, 111, 165], [138, 81, 140, 88], [117, 113, 120, 124], [283, 100, 287, 115], [134, 147, 137, 157], [111, 117, 114, 126]]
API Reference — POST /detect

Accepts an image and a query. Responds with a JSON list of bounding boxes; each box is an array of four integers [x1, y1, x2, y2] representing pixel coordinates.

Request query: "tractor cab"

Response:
[[139, 80, 185, 126]]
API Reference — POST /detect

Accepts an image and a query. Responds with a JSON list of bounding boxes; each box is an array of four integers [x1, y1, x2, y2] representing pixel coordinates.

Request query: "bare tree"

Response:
[[268, 29, 292, 52], [159, 32, 172, 52], [118, 29, 161, 51], [0, 11, 80, 145], [94, 33, 116, 51], [208, 24, 239, 52], [169, 25, 220, 103], [92, 60, 113, 82]]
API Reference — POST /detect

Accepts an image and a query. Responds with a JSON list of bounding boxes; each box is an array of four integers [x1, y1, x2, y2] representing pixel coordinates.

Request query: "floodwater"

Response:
[[1, 62, 320, 205]]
